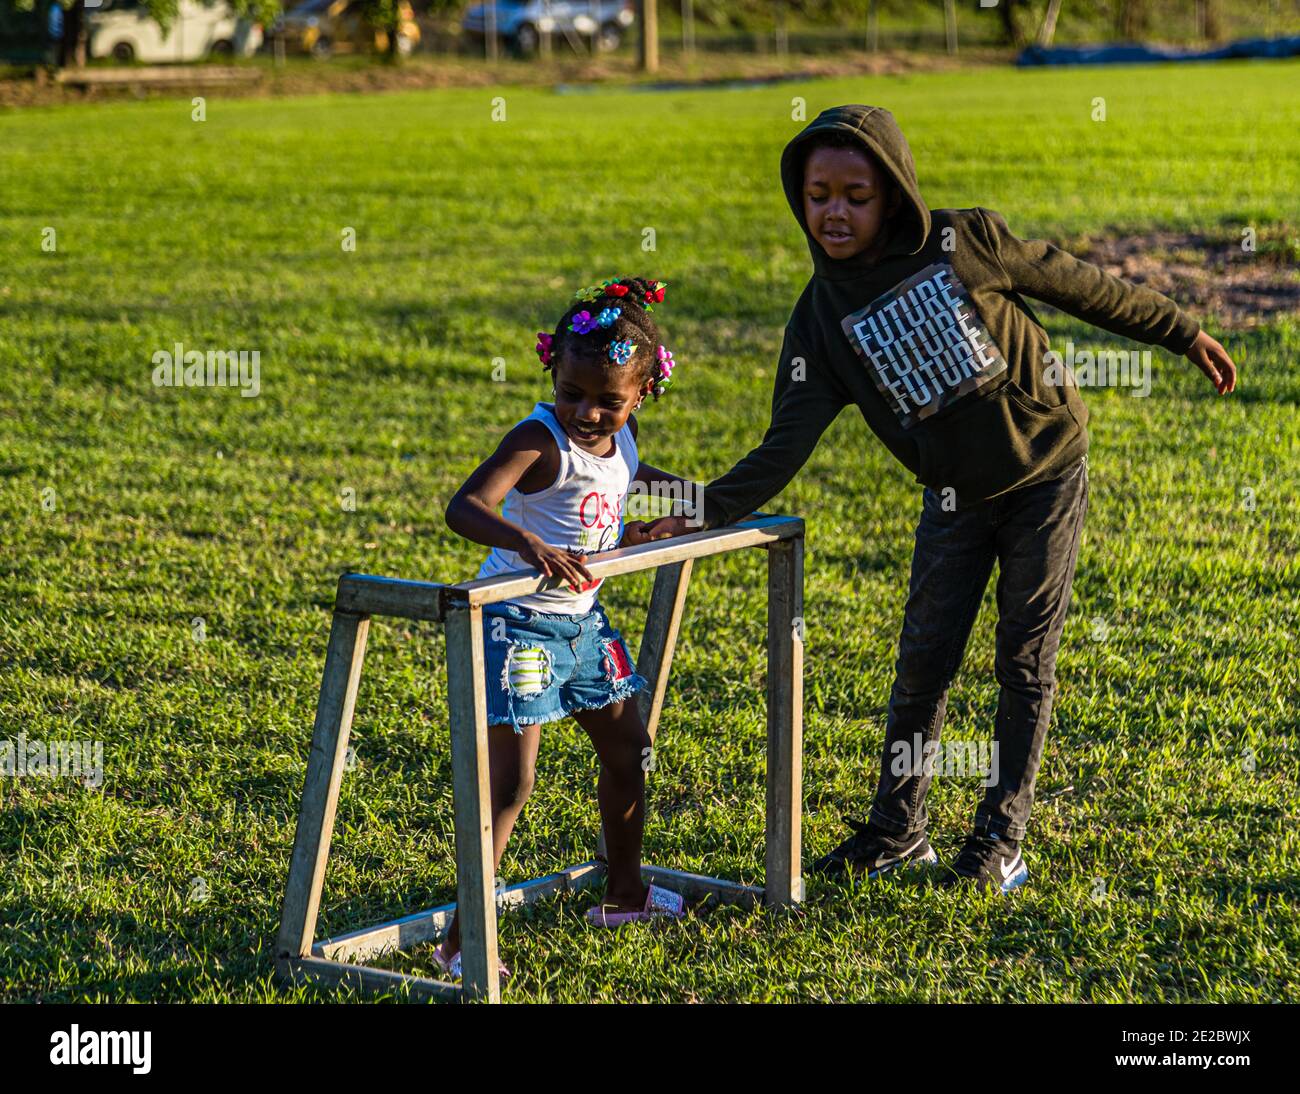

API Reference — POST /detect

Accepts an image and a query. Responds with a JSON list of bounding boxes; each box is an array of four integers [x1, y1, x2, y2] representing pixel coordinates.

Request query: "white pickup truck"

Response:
[[86, 0, 263, 63]]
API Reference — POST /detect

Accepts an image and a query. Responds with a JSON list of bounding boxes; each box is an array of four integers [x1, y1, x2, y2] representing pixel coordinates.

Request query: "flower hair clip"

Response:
[[568, 310, 598, 335], [572, 277, 667, 311], [535, 331, 553, 368], [538, 280, 676, 383], [654, 343, 677, 394], [574, 278, 627, 303]]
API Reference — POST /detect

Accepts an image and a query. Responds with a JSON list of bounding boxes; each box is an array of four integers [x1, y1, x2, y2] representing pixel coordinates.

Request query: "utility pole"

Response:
[[639, 0, 659, 72]]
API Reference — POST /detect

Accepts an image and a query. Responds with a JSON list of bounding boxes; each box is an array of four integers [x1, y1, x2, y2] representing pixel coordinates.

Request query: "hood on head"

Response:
[[780, 104, 931, 279]]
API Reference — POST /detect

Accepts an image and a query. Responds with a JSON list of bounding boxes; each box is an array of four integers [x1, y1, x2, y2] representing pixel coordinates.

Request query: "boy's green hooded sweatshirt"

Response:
[[699, 104, 1200, 529]]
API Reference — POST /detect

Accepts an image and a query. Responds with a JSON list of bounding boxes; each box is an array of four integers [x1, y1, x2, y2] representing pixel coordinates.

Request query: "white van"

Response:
[[86, 0, 263, 63]]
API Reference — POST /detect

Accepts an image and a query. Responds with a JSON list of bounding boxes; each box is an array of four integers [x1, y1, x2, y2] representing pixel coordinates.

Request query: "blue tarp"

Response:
[[1018, 35, 1300, 67]]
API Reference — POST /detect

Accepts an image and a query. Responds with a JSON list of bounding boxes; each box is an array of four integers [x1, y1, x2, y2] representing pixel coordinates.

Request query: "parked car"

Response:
[[270, 0, 419, 59], [462, 1, 635, 57], [86, 0, 263, 63]]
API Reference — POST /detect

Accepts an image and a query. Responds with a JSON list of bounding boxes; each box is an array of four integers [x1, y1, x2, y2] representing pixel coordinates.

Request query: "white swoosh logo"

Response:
[[999, 854, 1021, 881], [875, 835, 924, 869]]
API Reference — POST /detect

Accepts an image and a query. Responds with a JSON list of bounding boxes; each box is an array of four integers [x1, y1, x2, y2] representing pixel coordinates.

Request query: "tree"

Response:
[[354, 0, 409, 61]]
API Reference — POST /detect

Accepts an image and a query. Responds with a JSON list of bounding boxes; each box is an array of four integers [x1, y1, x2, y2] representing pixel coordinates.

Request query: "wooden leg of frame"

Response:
[[275, 610, 370, 961], [765, 537, 804, 907], [635, 558, 694, 742], [444, 604, 501, 1003]]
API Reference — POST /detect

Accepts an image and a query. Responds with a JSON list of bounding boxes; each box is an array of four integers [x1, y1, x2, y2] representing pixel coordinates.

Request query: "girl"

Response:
[[437, 276, 691, 980]]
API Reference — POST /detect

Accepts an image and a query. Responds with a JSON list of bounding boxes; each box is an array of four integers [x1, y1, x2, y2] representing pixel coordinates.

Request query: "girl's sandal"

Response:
[[585, 883, 686, 928], [431, 943, 511, 984]]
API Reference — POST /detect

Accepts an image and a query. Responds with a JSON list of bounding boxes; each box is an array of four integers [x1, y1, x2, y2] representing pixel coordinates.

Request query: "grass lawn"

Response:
[[1, 60, 1297, 1003]]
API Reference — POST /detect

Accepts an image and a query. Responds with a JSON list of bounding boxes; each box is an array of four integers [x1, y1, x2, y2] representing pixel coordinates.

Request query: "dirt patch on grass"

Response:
[[1070, 230, 1300, 328]]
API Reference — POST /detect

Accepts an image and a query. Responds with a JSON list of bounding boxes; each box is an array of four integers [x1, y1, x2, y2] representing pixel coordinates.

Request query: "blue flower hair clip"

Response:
[[608, 339, 636, 365]]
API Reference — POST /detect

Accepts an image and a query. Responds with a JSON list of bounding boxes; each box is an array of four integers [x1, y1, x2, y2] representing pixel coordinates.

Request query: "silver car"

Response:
[[462, 1, 635, 56]]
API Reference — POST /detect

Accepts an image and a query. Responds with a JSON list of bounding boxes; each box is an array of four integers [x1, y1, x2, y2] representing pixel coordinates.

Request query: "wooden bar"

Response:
[[336, 573, 446, 623], [316, 861, 607, 963], [55, 65, 264, 87], [452, 515, 801, 609], [277, 956, 461, 1003], [641, 864, 763, 908], [274, 611, 370, 960], [764, 538, 804, 907], [456, 514, 798, 607], [336, 516, 801, 621], [443, 604, 501, 1003]]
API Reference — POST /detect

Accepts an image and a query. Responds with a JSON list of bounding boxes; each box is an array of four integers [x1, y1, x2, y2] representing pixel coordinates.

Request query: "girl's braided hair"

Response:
[[535, 276, 676, 400]]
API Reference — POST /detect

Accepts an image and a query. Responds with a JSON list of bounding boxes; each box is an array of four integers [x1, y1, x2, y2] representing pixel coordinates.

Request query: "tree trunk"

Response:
[[60, 2, 88, 68], [999, 0, 1026, 47], [1038, 0, 1063, 47], [1115, 0, 1148, 40]]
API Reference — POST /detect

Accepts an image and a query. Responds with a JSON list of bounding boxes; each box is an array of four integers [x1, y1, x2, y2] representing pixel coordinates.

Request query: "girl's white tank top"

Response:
[[476, 402, 637, 614]]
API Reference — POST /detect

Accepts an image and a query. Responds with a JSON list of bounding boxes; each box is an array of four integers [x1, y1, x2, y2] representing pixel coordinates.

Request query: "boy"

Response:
[[645, 105, 1236, 891]]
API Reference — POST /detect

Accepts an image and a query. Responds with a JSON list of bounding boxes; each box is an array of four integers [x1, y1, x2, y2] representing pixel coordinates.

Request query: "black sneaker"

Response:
[[938, 832, 1029, 892], [811, 818, 938, 879]]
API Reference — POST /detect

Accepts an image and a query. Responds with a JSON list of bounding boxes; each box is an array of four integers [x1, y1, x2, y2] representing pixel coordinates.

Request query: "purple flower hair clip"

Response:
[[568, 310, 598, 335]]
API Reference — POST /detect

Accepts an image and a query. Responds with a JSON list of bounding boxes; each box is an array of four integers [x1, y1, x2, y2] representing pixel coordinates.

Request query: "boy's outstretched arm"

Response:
[[619, 414, 703, 546], [977, 208, 1237, 394], [643, 327, 848, 539]]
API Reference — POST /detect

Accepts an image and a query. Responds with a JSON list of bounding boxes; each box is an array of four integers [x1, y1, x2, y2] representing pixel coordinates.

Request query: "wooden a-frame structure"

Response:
[[273, 514, 804, 1002]]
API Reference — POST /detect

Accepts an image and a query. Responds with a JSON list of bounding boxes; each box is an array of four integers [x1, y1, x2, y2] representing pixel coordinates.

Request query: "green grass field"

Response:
[[1, 60, 1297, 1003]]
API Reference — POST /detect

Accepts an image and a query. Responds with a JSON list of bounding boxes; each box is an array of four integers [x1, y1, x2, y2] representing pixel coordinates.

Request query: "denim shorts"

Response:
[[481, 600, 649, 734]]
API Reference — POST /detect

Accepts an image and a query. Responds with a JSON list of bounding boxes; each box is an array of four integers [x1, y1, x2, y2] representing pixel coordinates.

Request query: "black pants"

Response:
[[869, 454, 1089, 842]]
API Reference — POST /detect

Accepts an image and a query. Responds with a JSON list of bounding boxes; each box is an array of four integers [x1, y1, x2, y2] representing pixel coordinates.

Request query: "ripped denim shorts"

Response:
[[481, 600, 649, 734]]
